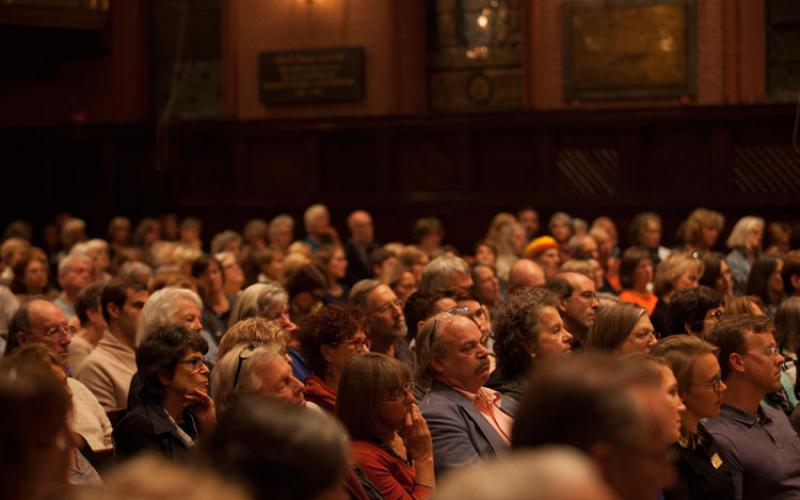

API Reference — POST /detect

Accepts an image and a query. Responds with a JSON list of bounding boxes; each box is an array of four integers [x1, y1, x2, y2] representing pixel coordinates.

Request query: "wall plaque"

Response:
[[259, 47, 364, 105]]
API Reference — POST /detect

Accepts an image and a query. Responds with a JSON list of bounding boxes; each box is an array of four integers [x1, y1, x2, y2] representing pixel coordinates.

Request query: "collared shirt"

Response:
[[704, 403, 800, 499], [453, 386, 513, 445]]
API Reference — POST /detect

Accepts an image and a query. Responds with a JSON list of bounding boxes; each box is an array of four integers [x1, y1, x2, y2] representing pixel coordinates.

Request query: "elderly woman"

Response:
[[618, 246, 657, 315], [297, 305, 370, 412], [524, 236, 561, 280], [114, 326, 215, 463], [337, 353, 435, 499], [726, 216, 765, 295], [629, 211, 671, 266], [587, 303, 658, 354], [651, 336, 734, 499], [314, 244, 349, 304], [493, 223, 526, 282], [679, 208, 725, 253], [650, 252, 704, 337], [745, 257, 784, 320], [488, 288, 572, 400], [212, 341, 306, 416], [191, 255, 234, 342]]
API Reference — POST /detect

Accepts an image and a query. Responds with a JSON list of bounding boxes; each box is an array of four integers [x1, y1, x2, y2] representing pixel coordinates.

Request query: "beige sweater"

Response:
[[76, 331, 136, 412]]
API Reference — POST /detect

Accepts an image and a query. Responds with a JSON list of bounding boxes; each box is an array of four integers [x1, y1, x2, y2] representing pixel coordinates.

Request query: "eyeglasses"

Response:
[[42, 323, 71, 338], [178, 357, 207, 373], [342, 337, 371, 350], [233, 343, 259, 390], [370, 298, 403, 314], [743, 346, 781, 358], [428, 307, 486, 351], [707, 310, 723, 321], [691, 373, 724, 390], [631, 329, 660, 342], [382, 383, 413, 402]]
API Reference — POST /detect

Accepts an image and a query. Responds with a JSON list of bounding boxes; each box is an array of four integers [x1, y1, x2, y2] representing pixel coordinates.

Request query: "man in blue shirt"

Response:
[[705, 315, 800, 499]]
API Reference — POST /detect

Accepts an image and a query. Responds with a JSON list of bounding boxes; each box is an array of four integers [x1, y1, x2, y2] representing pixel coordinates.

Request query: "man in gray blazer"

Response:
[[416, 310, 518, 477]]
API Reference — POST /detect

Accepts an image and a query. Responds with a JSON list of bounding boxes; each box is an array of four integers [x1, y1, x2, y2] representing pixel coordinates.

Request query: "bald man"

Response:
[[507, 259, 546, 295], [344, 210, 379, 286]]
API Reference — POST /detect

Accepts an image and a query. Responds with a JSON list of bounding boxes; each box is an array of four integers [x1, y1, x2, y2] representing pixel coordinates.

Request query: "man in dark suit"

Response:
[[343, 210, 378, 287], [416, 311, 518, 477]]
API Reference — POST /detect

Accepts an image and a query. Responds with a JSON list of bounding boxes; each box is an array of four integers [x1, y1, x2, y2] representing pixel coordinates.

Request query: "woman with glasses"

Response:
[[113, 326, 215, 463], [587, 302, 658, 354], [651, 336, 735, 500], [488, 288, 571, 400], [297, 305, 370, 412], [337, 353, 435, 500]]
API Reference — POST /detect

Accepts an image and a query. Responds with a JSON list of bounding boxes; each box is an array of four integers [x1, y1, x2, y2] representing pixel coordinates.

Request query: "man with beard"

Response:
[[416, 311, 518, 477], [349, 280, 409, 363], [545, 272, 599, 349]]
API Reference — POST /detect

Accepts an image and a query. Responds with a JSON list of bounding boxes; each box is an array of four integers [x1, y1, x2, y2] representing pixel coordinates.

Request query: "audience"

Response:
[[5, 207, 800, 499]]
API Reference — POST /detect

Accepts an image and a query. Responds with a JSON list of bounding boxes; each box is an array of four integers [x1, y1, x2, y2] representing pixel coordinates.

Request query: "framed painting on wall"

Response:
[[563, 0, 697, 101]]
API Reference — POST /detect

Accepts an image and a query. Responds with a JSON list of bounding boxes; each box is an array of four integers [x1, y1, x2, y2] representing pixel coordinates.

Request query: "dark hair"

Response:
[[285, 264, 327, 298], [618, 246, 651, 290], [101, 278, 147, 323], [336, 353, 411, 441], [412, 217, 444, 242], [403, 289, 452, 342], [512, 354, 656, 453], [0, 357, 70, 500], [705, 315, 773, 380], [544, 274, 574, 301], [666, 286, 722, 335], [587, 302, 647, 351], [699, 252, 724, 289], [190, 255, 224, 304], [75, 282, 106, 326], [136, 326, 208, 404], [774, 297, 800, 354], [5, 299, 40, 357], [297, 305, 361, 376], [493, 288, 558, 378], [746, 257, 783, 306], [9, 250, 48, 295], [199, 396, 347, 500], [628, 212, 660, 247], [782, 250, 800, 296]]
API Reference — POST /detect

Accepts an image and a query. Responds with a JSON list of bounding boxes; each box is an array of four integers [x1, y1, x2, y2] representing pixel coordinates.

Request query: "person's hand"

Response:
[[398, 404, 433, 461], [185, 388, 216, 431]]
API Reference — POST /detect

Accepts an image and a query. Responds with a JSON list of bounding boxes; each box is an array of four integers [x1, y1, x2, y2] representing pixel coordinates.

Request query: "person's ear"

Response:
[[16, 331, 27, 345], [429, 354, 445, 375], [729, 352, 746, 375], [791, 274, 800, 292], [158, 369, 173, 386], [107, 302, 121, 321]]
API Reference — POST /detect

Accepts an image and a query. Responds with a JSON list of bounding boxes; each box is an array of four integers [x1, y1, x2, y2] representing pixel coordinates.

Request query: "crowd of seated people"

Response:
[[1, 205, 800, 500]]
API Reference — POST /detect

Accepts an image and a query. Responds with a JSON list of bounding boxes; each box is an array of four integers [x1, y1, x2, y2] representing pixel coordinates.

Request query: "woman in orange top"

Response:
[[618, 247, 658, 315], [337, 353, 435, 500]]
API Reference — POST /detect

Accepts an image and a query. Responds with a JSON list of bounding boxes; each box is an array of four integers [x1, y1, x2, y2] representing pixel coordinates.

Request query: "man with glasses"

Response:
[[705, 315, 800, 498], [350, 280, 408, 361], [415, 311, 518, 477], [5, 299, 114, 452], [545, 272, 599, 349], [665, 285, 723, 339]]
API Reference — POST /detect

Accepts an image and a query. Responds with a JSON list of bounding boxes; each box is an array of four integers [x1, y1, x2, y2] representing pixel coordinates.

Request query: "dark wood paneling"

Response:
[[2, 104, 799, 252]]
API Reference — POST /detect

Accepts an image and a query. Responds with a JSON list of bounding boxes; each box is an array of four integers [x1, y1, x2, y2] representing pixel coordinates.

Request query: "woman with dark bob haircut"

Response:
[[745, 256, 784, 320], [337, 353, 435, 499], [487, 288, 571, 400], [113, 326, 215, 463], [617, 246, 658, 315], [297, 305, 370, 412], [587, 302, 658, 354]]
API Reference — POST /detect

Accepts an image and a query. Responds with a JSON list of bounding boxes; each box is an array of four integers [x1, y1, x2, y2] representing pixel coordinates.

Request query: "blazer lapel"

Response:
[[435, 382, 509, 455]]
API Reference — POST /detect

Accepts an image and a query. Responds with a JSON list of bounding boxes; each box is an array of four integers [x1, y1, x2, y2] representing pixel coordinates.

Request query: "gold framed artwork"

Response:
[[563, 0, 697, 100]]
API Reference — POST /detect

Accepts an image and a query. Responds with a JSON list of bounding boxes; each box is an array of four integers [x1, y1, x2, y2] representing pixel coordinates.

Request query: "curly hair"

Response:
[[492, 288, 558, 379], [297, 305, 361, 376]]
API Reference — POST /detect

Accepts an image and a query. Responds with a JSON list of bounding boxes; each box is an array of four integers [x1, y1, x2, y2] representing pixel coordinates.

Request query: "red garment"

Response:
[[304, 375, 337, 413], [351, 441, 433, 500]]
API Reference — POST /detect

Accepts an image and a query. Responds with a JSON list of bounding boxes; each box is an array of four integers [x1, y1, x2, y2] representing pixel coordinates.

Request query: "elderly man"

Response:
[[77, 279, 149, 411], [302, 204, 338, 252], [344, 210, 379, 286], [507, 258, 546, 294], [705, 315, 800, 498], [545, 272, 599, 349], [349, 279, 408, 362], [420, 254, 473, 295], [416, 311, 518, 476], [5, 299, 113, 451], [54, 254, 94, 319]]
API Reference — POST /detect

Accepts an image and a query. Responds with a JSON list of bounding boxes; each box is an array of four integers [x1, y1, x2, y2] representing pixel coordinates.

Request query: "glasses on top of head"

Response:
[[427, 307, 486, 350], [233, 342, 260, 390]]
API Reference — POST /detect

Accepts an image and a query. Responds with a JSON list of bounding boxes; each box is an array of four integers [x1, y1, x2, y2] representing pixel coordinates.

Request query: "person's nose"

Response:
[[281, 313, 298, 332]]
